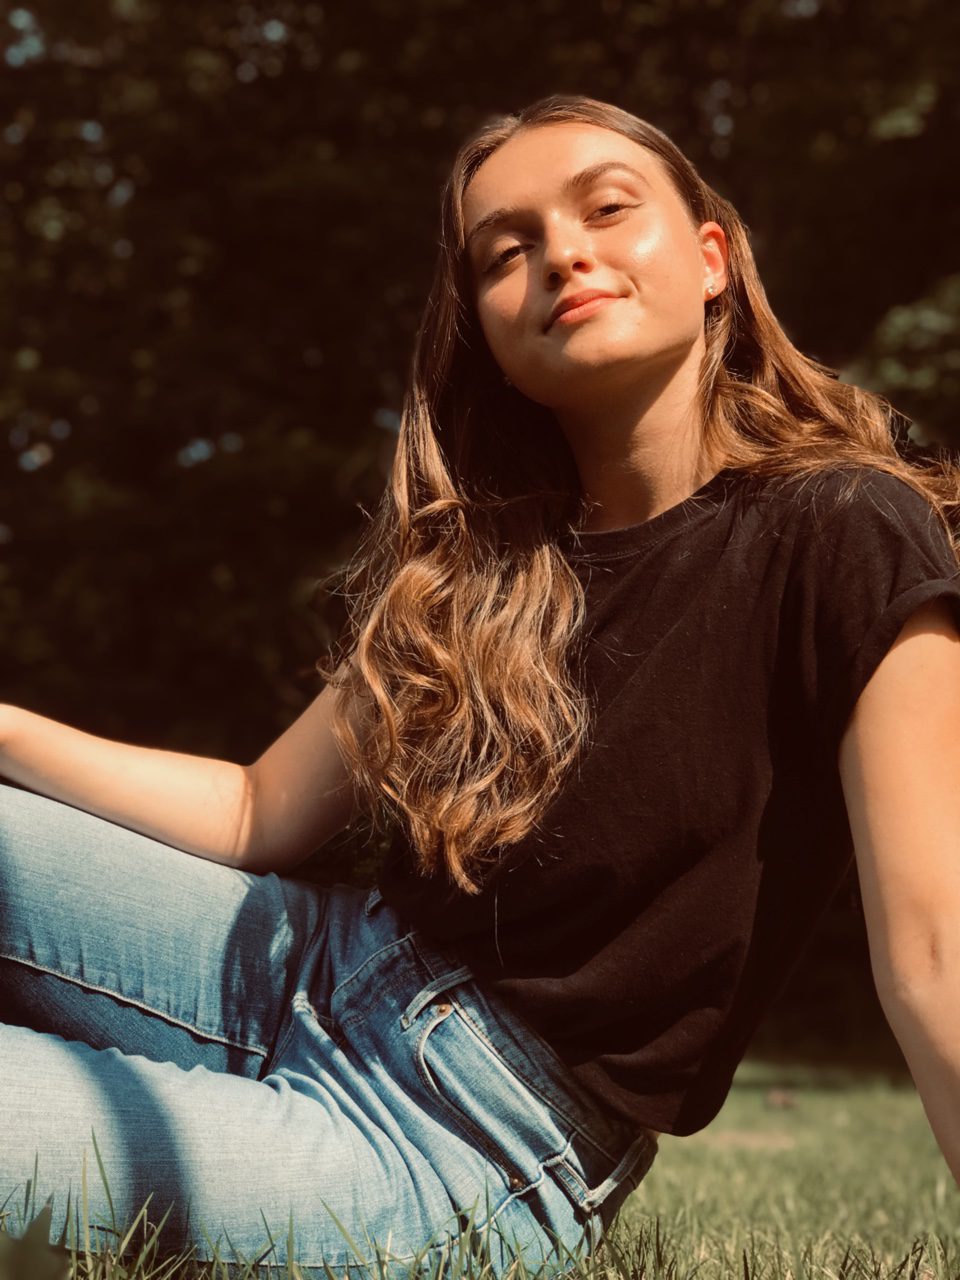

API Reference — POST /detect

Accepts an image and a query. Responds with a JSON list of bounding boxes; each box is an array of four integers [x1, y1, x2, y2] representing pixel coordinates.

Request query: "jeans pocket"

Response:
[[337, 922, 658, 1231], [412, 985, 656, 1220], [415, 997, 533, 1191]]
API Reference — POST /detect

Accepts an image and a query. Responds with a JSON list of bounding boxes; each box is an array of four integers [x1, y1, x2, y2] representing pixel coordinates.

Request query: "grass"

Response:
[[616, 1057, 959, 1278], [1, 1058, 958, 1280]]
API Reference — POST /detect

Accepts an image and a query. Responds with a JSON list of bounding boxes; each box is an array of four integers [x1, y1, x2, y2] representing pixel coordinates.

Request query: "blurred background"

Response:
[[1, 0, 958, 1072]]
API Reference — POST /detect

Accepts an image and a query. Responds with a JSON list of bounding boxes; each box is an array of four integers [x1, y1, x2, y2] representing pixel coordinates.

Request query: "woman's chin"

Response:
[[521, 352, 646, 406]]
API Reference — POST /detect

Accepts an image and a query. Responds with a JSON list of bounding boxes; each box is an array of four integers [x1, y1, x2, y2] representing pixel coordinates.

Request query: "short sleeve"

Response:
[[787, 467, 960, 754]]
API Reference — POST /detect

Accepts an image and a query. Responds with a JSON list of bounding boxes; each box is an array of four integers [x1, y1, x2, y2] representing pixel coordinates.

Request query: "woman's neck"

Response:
[[555, 344, 713, 533]]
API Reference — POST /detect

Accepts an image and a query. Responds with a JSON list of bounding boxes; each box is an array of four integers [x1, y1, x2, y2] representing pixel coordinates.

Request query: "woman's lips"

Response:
[[549, 295, 618, 328]]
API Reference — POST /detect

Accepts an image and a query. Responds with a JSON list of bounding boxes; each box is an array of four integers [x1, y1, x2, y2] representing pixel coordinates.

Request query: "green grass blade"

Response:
[[80, 1151, 92, 1274], [315, 1196, 365, 1267], [88, 1129, 117, 1243]]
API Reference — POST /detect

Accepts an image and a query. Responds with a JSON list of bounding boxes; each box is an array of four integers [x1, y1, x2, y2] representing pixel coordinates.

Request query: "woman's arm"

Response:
[[838, 596, 960, 1186], [0, 677, 365, 874]]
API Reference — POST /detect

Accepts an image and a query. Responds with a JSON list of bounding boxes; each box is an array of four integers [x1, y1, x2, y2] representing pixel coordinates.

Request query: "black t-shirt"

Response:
[[377, 465, 960, 1136]]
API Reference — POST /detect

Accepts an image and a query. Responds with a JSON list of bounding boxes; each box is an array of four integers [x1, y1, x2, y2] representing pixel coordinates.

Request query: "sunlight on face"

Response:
[[462, 123, 727, 410]]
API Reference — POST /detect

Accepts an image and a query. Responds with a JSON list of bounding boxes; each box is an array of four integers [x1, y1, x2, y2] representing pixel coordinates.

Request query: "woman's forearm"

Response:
[[0, 703, 255, 868], [878, 971, 960, 1187]]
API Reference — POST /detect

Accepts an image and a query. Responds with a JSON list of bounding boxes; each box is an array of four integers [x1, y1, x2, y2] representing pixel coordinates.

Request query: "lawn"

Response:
[[2, 1058, 957, 1280], [613, 1057, 959, 1278]]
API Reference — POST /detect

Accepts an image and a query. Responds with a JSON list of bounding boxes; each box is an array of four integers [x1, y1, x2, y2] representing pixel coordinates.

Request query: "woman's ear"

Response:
[[699, 221, 729, 297]]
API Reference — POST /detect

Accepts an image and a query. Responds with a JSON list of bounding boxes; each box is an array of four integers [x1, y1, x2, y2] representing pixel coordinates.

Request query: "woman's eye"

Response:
[[485, 245, 523, 274], [593, 202, 630, 217]]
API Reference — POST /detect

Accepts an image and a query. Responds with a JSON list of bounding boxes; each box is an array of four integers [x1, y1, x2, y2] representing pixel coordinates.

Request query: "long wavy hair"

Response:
[[317, 93, 960, 895]]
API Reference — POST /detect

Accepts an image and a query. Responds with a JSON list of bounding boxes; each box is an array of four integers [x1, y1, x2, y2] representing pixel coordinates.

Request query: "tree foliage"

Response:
[[0, 5, 957, 849], [1, 0, 957, 910]]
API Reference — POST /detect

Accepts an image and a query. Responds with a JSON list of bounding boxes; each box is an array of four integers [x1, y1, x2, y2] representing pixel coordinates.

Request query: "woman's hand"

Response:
[[839, 595, 960, 1186]]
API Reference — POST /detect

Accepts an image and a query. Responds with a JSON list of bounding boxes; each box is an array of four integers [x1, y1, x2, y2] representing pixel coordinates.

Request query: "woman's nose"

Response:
[[540, 220, 596, 284]]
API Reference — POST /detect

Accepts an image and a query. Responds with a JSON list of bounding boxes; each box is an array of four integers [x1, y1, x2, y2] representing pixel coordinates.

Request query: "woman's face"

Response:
[[462, 123, 727, 410]]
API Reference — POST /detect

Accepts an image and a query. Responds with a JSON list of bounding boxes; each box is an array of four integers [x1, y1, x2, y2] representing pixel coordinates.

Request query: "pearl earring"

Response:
[[706, 283, 716, 297]]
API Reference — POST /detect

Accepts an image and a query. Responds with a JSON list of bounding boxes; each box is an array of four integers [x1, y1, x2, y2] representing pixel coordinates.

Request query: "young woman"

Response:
[[2, 93, 960, 1276]]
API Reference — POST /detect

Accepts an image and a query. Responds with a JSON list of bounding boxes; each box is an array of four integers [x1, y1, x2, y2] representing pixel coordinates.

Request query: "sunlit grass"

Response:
[[620, 1057, 959, 1278], [2, 1059, 959, 1279]]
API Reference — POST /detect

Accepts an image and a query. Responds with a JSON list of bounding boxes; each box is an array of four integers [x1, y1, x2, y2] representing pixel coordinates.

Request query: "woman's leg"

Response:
[[0, 781, 322, 1076], [0, 1018, 464, 1276], [0, 895, 657, 1280], [0, 783, 657, 1275]]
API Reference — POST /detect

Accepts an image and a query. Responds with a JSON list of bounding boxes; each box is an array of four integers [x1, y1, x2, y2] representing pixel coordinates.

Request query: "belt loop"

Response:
[[399, 964, 474, 1029], [363, 885, 383, 917], [581, 1132, 658, 1213]]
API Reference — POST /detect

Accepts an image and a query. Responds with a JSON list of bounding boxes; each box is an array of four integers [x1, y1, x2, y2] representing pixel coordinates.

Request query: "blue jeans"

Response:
[[0, 782, 657, 1276]]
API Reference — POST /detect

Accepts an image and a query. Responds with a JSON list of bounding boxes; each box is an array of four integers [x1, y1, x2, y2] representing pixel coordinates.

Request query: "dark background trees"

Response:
[[2, 0, 958, 1067]]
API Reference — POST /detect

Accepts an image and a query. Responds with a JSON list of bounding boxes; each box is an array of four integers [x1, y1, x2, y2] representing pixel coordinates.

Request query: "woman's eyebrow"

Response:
[[465, 161, 650, 251]]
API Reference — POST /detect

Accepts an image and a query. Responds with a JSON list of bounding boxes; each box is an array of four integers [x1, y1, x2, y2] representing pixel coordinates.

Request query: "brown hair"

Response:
[[318, 93, 960, 894]]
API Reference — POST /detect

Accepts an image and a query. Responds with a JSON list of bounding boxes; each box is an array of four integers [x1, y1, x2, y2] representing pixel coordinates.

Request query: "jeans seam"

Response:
[[259, 1003, 298, 1078], [0, 950, 269, 1057]]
